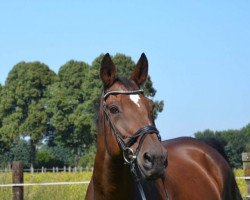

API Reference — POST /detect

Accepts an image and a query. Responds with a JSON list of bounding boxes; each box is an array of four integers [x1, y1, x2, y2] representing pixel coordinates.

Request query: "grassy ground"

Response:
[[235, 169, 247, 197], [0, 170, 247, 199], [0, 172, 92, 200]]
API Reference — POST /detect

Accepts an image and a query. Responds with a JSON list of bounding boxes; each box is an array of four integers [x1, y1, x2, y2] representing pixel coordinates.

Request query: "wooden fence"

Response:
[[0, 161, 91, 200], [0, 165, 93, 173], [1, 156, 250, 200]]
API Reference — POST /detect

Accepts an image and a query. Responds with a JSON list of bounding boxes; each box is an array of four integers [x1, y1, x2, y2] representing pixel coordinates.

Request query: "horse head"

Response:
[[99, 53, 168, 180]]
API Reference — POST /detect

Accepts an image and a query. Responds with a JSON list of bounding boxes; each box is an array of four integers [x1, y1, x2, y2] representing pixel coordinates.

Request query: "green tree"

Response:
[[195, 129, 216, 139], [0, 139, 31, 168], [36, 145, 74, 168], [78, 144, 96, 168], [46, 60, 95, 165], [0, 61, 56, 165], [243, 124, 250, 151], [0, 84, 21, 151]]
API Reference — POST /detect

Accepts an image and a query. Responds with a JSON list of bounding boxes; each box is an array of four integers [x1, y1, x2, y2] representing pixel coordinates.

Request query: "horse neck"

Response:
[[92, 127, 136, 200]]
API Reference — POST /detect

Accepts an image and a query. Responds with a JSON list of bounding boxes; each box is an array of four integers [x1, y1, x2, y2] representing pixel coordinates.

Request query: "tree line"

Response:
[[0, 53, 163, 168], [0, 53, 248, 169]]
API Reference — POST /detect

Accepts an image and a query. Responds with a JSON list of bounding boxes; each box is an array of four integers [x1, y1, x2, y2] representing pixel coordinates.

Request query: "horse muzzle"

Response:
[[137, 145, 168, 180]]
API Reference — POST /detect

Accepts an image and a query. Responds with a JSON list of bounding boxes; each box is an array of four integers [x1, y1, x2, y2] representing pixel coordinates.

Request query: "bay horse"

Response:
[[85, 53, 242, 200]]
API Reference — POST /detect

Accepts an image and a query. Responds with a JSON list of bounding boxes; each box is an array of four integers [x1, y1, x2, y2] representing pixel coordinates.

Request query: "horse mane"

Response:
[[200, 138, 230, 165], [114, 76, 138, 90], [166, 137, 230, 166], [201, 138, 243, 199]]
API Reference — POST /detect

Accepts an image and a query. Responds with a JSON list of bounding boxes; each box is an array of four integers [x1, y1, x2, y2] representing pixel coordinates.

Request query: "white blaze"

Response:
[[129, 94, 141, 107]]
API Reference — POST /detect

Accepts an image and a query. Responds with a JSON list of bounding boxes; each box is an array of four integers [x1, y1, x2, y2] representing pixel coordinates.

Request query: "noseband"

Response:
[[102, 89, 170, 200]]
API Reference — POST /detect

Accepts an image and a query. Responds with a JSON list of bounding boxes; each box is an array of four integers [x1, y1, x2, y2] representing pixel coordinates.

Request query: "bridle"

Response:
[[103, 89, 161, 163], [102, 89, 170, 200]]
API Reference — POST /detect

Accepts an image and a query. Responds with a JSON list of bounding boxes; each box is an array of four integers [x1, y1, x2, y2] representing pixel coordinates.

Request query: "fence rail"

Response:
[[0, 181, 90, 187], [0, 166, 93, 173], [236, 176, 250, 180], [1, 177, 247, 187]]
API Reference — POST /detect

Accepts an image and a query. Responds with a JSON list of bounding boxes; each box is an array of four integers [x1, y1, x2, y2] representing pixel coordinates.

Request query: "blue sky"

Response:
[[1, 1, 250, 139]]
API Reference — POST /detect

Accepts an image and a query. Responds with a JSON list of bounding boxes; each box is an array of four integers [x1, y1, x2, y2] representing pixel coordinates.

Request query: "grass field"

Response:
[[235, 169, 247, 197], [0, 172, 92, 200], [0, 170, 247, 199]]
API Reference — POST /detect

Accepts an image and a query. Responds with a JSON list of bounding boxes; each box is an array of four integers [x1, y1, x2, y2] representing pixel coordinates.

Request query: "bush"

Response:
[[36, 149, 58, 168], [0, 139, 31, 168], [35, 145, 74, 168], [78, 145, 96, 168]]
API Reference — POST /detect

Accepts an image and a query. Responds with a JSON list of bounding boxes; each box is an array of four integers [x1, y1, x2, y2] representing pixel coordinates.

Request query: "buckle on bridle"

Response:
[[123, 147, 136, 164]]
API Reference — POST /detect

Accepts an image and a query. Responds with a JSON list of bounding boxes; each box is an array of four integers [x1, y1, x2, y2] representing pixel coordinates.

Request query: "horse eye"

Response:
[[109, 106, 120, 114]]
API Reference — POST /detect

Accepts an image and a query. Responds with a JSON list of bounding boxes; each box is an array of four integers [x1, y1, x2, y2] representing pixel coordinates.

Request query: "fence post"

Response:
[[242, 152, 250, 198], [30, 165, 34, 173], [12, 161, 23, 200], [8, 163, 12, 171]]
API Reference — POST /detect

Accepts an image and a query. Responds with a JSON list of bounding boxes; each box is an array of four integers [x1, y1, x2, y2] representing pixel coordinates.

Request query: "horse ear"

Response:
[[100, 53, 116, 88], [130, 53, 148, 86]]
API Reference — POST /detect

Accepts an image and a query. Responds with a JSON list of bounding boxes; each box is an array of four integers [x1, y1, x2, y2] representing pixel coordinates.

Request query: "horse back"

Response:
[[161, 137, 241, 200]]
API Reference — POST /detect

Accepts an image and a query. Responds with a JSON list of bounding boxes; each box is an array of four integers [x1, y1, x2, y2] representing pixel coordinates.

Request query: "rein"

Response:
[[102, 89, 170, 200]]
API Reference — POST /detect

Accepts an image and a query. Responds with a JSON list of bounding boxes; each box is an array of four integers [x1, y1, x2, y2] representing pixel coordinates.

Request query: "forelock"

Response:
[[116, 77, 139, 90]]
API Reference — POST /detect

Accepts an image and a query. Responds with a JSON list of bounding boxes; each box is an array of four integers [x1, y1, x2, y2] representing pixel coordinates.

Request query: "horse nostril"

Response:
[[143, 152, 153, 165]]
